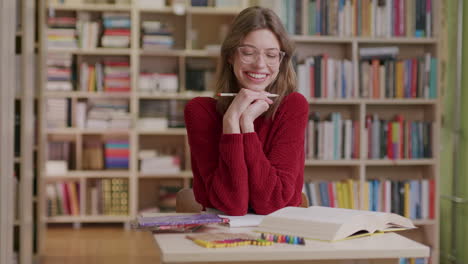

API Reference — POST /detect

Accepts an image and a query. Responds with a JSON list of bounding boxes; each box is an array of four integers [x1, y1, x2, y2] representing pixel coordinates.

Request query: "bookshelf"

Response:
[[0, 0, 39, 264], [37, 0, 441, 263]]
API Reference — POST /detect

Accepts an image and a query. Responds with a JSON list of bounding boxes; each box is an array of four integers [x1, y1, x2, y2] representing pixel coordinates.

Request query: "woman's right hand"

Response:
[[222, 88, 273, 134]]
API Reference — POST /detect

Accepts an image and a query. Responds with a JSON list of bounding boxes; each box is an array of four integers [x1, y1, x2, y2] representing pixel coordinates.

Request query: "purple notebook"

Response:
[[138, 214, 228, 227]]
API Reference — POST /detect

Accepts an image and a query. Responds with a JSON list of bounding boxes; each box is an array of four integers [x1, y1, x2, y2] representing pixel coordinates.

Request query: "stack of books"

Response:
[[138, 100, 169, 130], [141, 21, 174, 50], [103, 60, 131, 92], [86, 99, 131, 129], [139, 150, 181, 175], [45, 99, 70, 128], [47, 16, 77, 49], [139, 72, 178, 93], [101, 12, 131, 48], [105, 140, 129, 169], [46, 53, 73, 91]]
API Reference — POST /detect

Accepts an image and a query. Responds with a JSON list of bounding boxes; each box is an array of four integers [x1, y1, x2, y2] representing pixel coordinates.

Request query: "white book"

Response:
[[256, 206, 415, 242], [421, 179, 429, 219], [344, 120, 352, 160]]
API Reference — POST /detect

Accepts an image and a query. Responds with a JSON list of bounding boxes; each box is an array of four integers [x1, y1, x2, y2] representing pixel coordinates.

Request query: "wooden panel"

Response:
[[0, 0, 17, 263]]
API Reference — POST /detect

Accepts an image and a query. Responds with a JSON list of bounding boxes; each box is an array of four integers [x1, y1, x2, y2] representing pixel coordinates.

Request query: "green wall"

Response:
[[440, 1, 468, 263]]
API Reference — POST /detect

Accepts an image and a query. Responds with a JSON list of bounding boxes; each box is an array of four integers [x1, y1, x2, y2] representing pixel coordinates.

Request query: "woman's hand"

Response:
[[223, 88, 273, 134], [240, 100, 270, 133]]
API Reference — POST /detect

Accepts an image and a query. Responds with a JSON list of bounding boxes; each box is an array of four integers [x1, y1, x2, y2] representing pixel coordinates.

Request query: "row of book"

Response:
[[399, 258, 429, 264], [303, 179, 359, 210], [364, 179, 435, 219], [141, 21, 174, 50], [47, 53, 73, 91], [139, 100, 186, 129], [139, 72, 178, 93], [47, 16, 77, 49], [365, 114, 432, 159], [295, 52, 437, 99], [297, 56, 355, 99], [139, 149, 182, 175], [82, 139, 130, 170], [360, 53, 437, 99], [272, 0, 433, 37], [101, 12, 130, 48], [303, 178, 435, 220], [46, 178, 129, 217], [46, 99, 71, 129], [305, 112, 360, 160], [79, 60, 131, 92], [87, 178, 129, 215], [80, 99, 131, 129], [46, 181, 80, 217]]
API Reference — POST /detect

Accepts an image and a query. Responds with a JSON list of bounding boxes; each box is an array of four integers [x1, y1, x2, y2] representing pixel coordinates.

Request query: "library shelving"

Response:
[[3, 0, 40, 263], [37, 0, 441, 263]]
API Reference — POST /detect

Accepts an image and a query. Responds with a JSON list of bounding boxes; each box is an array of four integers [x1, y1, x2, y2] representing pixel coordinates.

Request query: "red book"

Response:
[[105, 87, 131, 92], [105, 148, 130, 157], [104, 29, 131, 36], [62, 182, 71, 215], [328, 182, 335, 208]]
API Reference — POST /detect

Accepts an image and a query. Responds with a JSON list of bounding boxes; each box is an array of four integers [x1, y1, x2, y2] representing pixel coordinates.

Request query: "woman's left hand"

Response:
[[240, 99, 270, 133]]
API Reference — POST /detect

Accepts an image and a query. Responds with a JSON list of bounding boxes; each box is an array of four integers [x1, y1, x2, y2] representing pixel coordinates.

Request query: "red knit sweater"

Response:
[[184, 92, 309, 216]]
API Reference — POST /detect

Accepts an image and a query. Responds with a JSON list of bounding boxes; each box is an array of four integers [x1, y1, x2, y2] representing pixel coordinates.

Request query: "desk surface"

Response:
[[153, 225, 430, 264]]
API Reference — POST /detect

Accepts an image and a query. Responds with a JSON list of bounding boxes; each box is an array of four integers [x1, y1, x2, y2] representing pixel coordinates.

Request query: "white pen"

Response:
[[217, 93, 279, 97]]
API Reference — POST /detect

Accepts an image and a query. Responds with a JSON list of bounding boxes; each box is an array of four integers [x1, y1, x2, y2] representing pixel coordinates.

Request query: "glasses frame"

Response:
[[236, 45, 286, 67]]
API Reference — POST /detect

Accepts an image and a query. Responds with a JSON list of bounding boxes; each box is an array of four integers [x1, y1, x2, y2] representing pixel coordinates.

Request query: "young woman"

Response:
[[184, 6, 309, 216]]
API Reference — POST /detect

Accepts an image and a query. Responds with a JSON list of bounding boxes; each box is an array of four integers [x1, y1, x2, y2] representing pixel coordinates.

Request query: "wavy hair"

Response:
[[214, 6, 296, 119]]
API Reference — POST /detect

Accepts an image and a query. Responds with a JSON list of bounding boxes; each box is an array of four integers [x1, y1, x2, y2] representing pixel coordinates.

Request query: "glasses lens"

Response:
[[238, 47, 283, 66]]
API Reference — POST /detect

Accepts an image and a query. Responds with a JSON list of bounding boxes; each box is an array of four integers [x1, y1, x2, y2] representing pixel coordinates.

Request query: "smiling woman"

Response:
[[184, 6, 309, 216]]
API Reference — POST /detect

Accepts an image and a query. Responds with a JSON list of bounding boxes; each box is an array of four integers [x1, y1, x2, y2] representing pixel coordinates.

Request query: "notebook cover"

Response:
[[137, 213, 228, 227]]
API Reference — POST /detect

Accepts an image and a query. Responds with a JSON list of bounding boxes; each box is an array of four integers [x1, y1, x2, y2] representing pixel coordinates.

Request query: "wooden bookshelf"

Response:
[[37, 0, 441, 263]]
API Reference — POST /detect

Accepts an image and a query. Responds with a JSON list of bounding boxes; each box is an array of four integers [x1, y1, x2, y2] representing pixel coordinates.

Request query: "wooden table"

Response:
[[153, 225, 430, 264]]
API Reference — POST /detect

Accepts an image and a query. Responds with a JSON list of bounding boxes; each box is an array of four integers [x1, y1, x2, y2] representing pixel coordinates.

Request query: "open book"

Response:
[[255, 206, 415, 242]]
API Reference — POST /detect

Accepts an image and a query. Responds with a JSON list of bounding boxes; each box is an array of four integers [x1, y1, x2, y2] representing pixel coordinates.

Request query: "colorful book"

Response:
[[137, 213, 229, 228]]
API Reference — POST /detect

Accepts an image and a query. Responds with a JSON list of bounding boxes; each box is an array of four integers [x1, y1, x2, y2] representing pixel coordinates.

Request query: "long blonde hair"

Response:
[[215, 6, 296, 118]]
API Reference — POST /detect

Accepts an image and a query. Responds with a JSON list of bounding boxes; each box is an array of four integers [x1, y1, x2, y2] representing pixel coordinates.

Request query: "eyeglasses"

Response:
[[237, 45, 285, 66]]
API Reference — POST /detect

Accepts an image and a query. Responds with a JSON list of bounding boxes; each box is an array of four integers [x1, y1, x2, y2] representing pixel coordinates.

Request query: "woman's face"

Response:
[[231, 29, 282, 92]]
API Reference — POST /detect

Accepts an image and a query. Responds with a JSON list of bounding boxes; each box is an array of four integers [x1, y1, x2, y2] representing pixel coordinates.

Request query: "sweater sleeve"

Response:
[[184, 98, 249, 216], [243, 93, 309, 215]]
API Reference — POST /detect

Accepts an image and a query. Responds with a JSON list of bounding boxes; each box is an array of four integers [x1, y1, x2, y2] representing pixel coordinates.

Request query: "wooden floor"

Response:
[[41, 225, 161, 264]]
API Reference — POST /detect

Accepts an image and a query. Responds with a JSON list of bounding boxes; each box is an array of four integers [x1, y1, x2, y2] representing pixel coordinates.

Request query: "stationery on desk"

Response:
[[137, 206, 415, 248]]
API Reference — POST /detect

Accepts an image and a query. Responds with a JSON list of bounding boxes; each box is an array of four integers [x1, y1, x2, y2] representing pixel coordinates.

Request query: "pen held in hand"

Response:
[[217, 93, 279, 97]]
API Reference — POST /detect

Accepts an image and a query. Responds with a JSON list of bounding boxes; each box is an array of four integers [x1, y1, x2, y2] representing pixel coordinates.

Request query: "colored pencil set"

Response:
[[260, 233, 306, 245], [186, 233, 273, 248]]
